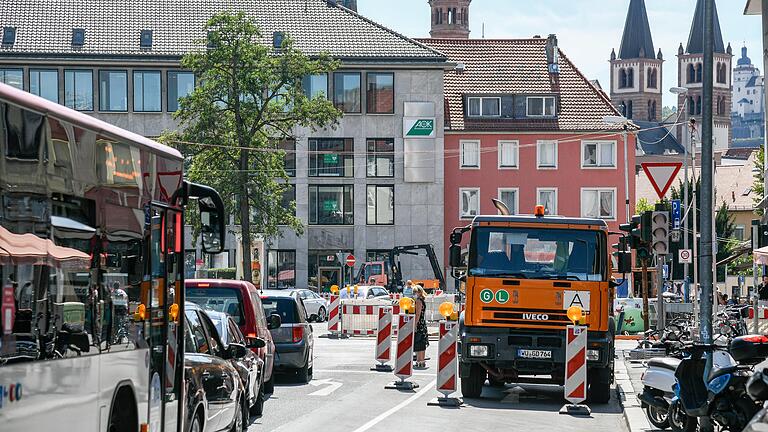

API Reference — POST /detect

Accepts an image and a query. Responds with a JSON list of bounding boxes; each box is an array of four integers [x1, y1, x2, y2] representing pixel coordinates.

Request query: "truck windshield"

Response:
[[468, 227, 604, 281]]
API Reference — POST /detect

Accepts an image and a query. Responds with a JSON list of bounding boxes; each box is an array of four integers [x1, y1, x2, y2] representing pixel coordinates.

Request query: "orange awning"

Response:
[[0, 225, 91, 268]]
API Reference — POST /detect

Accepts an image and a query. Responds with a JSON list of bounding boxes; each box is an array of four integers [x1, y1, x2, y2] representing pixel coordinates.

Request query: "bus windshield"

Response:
[[468, 227, 605, 281]]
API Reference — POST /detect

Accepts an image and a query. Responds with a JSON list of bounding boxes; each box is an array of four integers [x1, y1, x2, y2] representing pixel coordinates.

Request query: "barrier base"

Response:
[[385, 380, 419, 391], [559, 404, 591, 416], [327, 332, 348, 339], [370, 364, 393, 372], [427, 396, 463, 407]]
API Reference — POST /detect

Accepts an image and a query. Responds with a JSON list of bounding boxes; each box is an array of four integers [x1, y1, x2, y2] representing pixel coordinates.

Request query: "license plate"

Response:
[[517, 349, 552, 359]]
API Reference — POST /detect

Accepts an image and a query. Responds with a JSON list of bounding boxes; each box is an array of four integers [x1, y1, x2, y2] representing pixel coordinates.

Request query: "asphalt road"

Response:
[[247, 323, 629, 432]]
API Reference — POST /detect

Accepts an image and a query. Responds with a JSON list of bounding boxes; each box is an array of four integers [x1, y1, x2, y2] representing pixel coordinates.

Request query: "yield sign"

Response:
[[642, 162, 682, 199]]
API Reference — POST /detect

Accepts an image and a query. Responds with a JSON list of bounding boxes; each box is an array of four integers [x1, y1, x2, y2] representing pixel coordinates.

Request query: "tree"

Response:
[[715, 201, 736, 281], [636, 198, 655, 213], [754, 146, 764, 216], [166, 12, 341, 282]]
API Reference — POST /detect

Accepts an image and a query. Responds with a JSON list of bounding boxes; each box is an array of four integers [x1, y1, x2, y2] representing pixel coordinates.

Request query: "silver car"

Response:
[[290, 289, 330, 322], [260, 290, 315, 383]]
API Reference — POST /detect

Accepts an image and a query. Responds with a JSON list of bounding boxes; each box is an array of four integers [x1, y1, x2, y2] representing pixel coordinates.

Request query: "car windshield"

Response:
[[186, 287, 245, 325], [468, 227, 604, 281], [261, 297, 298, 323]]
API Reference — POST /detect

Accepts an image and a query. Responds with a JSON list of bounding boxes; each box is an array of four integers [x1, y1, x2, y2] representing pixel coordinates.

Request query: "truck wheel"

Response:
[[461, 363, 486, 399], [488, 375, 506, 388], [587, 368, 612, 404]]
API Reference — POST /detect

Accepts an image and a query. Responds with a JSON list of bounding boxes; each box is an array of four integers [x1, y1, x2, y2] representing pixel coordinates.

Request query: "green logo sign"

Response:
[[323, 200, 338, 212], [406, 119, 435, 136], [495, 289, 510, 304], [323, 153, 339, 164], [479, 289, 494, 303]]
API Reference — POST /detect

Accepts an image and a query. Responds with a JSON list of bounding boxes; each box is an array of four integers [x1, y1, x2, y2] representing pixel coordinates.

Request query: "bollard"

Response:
[[427, 320, 462, 407], [385, 314, 418, 390], [371, 306, 393, 372], [560, 324, 590, 416], [327, 295, 342, 338]]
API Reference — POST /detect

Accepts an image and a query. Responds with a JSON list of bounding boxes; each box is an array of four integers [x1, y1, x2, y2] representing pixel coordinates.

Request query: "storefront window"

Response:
[[309, 185, 354, 225], [268, 250, 296, 289], [308, 138, 354, 177]]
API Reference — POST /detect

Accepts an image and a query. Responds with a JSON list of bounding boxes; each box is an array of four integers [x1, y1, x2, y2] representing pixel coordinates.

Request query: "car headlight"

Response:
[[469, 345, 489, 358], [587, 349, 600, 361]]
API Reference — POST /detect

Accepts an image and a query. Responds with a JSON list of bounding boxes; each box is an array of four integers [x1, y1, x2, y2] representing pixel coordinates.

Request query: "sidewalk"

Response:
[[616, 345, 655, 432]]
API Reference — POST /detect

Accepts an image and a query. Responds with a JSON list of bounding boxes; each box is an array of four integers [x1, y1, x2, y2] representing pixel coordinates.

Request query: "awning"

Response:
[[754, 246, 768, 265], [0, 225, 91, 268]]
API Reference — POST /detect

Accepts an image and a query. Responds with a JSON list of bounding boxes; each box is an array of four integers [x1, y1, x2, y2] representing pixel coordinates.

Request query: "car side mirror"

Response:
[[246, 337, 266, 349], [267, 313, 282, 330], [449, 244, 464, 268], [228, 342, 248, 359]]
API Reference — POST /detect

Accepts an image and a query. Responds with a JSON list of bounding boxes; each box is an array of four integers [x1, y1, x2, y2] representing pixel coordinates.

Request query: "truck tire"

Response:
[[587, 368, 612, 404], [461, 363, 486, 399]]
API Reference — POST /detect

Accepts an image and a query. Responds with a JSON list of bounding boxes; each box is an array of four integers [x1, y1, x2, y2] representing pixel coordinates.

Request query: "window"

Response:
[[695, 63, 703, 83], [537, 188, 558, 215], [99, 70, 127, 111], [3, 102, 45, 159], [72, 28, 85, 46], [140, 29, 153, 48], [366, 138, 394, 177], [734, 225, 745, 241], [268, 250, 296, 289], [626, 100, 633, 119], [526, 96, 556, 117], [366, 72, 394, 114], [168, 71, 195, 112], [467, 97, 501, 117], [30, 69, 58, 103], [367, 185, 395, 225], [279, 139, 296, 177], [619, 68, 628, 88], [688, 96, 695, 115], [64, 69, 93, 111], [366, 250, 390, 262], [303, 74, 328, 99], [2, 27, 16, 45], [581, 188, 616, 220], [308, 138, 354, 177], [627, 68, 634, 87], [333, 72, 361, 113], [460, 140, 480, 168], [309, 185, 354, 225], [647, 68, 658, 89], [696, 96, 702, 115], [0, 68, 23, 89], [498, 140, 518, 168], [688, 64, 696, 84], [459, 188, 480, 219], [133, 71, 161, 112], [582, 140, 616, 168], [498, 188, 518, 215], [280, 184, 296, 218], [537, 140, 557, 168]]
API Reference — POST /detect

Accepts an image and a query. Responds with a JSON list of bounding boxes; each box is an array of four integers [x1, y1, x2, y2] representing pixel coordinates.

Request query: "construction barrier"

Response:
[[427, 320, 462, 407], [340, 304, 379, 336], [423, 294, 456, 322], [561, 324, 589, 415], [372, 306, 393, 372], [327, 295, 341, 336], [385, 314, 418, 390]]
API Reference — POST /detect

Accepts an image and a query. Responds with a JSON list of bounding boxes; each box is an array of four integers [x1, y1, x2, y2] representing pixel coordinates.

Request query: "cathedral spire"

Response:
[[618, 0, 655, 59], [686, 0, 725, 54]]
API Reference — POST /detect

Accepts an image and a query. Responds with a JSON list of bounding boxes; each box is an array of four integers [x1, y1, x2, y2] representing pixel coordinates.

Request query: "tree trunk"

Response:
[[239, 147, 253, 283]]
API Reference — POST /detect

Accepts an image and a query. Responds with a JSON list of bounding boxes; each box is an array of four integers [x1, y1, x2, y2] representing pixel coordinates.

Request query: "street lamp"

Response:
[[670, 87, 692, 302], [603, 115, 630, 223]]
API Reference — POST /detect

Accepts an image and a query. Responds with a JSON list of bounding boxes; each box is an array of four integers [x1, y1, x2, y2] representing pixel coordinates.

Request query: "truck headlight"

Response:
[[587, 349, 600, 361], [469, 345, 489, 358]]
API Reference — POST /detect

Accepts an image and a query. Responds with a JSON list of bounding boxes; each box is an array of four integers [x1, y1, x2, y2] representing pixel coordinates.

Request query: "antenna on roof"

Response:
[[482, 22, 485, 39]]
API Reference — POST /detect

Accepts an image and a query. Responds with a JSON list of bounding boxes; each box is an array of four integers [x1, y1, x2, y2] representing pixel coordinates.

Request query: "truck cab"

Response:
[[450, 209, 615, 402]]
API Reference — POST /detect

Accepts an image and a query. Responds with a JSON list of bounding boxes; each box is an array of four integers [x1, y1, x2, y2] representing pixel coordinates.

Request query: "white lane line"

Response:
[[350, 379, 437, 432], [313, 369, 434, 377]]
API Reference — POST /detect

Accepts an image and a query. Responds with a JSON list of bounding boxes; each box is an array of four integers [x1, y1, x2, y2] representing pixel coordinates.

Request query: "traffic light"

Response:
[[612, 237, 632, 273], [640, 211, 652, 243], [651, 211, 670, 255]]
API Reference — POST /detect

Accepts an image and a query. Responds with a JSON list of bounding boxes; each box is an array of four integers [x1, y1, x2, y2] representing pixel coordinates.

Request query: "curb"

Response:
[[615, 352, 651, 432]]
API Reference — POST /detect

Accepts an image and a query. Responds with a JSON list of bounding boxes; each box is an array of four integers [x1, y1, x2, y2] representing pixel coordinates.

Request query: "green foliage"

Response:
[[754, 146, 764, 217], [163, 12, 341, 281], [636, 198, 655, 213]]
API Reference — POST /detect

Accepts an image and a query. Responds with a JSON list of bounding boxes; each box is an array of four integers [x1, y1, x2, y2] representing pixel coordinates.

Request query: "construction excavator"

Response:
[[355, 244, 446, 293]]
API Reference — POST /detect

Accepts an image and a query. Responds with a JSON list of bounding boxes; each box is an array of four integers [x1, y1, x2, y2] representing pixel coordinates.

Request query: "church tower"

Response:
[[429, 0, 471, 39], [609, 0, 663, 122], [676, 0, 733, 151]]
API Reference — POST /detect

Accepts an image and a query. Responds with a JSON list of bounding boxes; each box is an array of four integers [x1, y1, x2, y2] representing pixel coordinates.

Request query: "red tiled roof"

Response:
[[418, 37, 624, 132]]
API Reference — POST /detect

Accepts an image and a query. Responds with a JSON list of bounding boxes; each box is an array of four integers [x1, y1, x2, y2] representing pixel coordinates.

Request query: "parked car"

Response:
[[204, 309, 267, 416], [260, 290, 315, 383], [289, 289, 330, 322], [184, 303, 249, 432], [337, 285, 390, 301], [186, 279, 280, 393]]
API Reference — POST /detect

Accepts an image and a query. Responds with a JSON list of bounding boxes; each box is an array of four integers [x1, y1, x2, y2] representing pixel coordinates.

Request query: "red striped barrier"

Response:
[[385, 314, 418, 390], [371, 306, 393, 372], [749, 308, 768, 319], [560, 324, 590, 415], [427, 320, 462, 406], [327, 295, 341, 337]]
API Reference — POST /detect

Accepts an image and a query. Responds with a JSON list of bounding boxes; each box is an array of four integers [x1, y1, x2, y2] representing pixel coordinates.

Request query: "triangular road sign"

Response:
[[641, 162, 682, 199]]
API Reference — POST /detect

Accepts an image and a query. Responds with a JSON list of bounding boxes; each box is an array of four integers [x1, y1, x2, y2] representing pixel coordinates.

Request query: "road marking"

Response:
[[350, 379, 437, 432], [313, 369, 433, 377], [308, 378, 343, 396]]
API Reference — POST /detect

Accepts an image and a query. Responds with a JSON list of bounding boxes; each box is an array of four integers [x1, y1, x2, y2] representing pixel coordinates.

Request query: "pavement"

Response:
[[246, 323, 630, 432], [615, 340, 655, 432]]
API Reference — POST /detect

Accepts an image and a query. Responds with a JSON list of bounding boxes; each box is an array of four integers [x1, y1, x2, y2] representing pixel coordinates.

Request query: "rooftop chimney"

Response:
[[546, 34, 559, 74]]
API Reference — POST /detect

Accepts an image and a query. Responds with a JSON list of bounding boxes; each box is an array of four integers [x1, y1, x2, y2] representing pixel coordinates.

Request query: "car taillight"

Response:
[[292, 326, 303, 343]]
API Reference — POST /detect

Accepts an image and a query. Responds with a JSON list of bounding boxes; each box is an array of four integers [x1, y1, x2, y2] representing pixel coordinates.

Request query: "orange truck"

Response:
[[449, 207, 616, 403]]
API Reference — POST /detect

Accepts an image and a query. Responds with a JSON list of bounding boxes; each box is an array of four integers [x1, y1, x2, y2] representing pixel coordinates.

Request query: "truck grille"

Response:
[[480, 307, 573, 326]]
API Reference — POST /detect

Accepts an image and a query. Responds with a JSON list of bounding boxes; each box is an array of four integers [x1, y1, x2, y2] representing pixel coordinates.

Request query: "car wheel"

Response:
[[297, 353, 311, 383], [318, 307, 327, 322], [250, 378, 265, 417], [461, 362, 486, 399]]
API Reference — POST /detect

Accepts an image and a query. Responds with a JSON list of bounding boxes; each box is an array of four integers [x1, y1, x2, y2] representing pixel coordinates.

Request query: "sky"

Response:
[[358, 0, 763, 108]]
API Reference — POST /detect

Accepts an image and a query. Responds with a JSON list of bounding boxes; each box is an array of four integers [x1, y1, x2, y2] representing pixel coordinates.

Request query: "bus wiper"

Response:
[[486, 272, 527, 279], [540, 274, 581, 281]]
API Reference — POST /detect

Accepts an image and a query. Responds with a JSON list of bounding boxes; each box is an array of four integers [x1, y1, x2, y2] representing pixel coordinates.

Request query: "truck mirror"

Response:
[[449, 232, 462, 245], [617, 252, 632, 274], [449, 245, 464, 268]]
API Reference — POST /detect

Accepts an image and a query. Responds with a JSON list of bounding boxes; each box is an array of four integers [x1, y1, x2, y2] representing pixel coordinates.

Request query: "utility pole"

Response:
[[699, 0, 715, 346], [642, 258, 649, 332]]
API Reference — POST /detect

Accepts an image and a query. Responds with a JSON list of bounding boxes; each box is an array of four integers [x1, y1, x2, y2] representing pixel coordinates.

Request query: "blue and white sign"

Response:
[[663, 264, 669, 280], [671, 199, 681, 230]]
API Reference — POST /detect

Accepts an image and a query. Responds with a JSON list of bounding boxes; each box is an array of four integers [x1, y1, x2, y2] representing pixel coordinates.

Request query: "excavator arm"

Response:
[[388, 244, 445, 292]]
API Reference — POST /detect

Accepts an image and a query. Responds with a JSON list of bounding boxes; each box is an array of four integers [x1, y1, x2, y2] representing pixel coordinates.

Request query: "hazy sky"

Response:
[[358, 0, 763, 107]]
